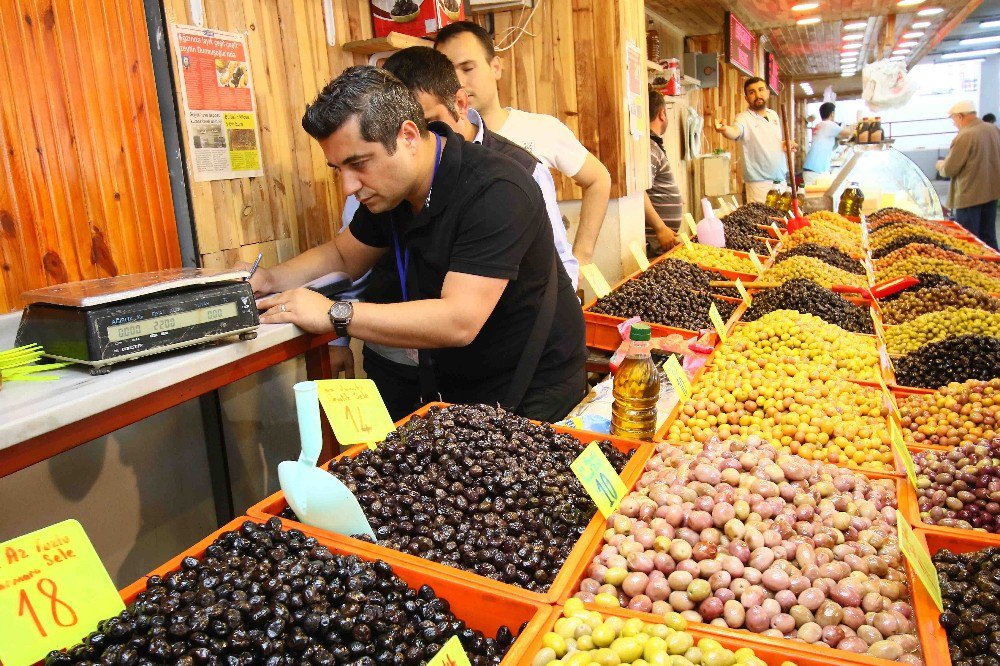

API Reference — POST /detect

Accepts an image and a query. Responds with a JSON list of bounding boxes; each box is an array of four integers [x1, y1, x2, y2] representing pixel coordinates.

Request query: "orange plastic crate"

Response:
[[555, 472, 933, 666], [246, 402, 654, 605], [106, 517, 550, 666]]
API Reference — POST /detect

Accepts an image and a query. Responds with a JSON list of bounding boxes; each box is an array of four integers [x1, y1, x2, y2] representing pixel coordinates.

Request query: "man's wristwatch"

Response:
[[328, 301, 354, 336]]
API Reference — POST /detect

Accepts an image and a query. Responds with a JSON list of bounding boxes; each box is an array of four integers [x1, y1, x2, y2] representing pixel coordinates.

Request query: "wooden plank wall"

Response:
[[0, 0, 181, 313], [161, 0, 376, 270]]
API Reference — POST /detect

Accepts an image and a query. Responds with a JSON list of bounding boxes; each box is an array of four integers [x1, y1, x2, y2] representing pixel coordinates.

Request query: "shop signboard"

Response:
[[724, 12, 756, 77], [766, 51, 781, 94]]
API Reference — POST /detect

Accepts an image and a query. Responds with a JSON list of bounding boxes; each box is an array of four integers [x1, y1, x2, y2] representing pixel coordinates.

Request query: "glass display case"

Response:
[[805, 143, 943, 218]]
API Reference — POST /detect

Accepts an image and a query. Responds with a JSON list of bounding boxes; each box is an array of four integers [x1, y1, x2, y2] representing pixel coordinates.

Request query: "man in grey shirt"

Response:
[[645, 89, 682, 253]]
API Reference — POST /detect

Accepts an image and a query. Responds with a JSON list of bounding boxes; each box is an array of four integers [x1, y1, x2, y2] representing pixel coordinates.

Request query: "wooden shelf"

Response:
[[342, 32, 433, 56], [646, 59, 664, 71]]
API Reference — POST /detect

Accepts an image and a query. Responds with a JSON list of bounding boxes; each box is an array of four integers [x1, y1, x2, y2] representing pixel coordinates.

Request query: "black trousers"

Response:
[[362, 345, 586, 423]]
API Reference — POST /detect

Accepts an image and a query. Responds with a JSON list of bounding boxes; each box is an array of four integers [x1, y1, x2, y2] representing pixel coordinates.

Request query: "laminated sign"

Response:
[[572, 442, 628, 518]]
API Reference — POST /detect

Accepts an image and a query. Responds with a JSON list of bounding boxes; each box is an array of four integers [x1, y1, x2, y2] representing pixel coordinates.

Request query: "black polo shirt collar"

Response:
[[407, 122, 462, 232]]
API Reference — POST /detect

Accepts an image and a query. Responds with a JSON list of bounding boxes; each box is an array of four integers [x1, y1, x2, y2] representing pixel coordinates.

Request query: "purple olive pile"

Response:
[[914, 438, 1000, 533], [574, 437, 923, 663], [47, 519, 517, 666], [933, 545, 1000, 666], [289, 404, 631, 592]]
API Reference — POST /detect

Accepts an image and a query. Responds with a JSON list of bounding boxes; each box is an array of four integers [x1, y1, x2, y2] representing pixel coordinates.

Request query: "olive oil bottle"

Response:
[[838, 182, 865, 217], [611, 323, 658, 440]]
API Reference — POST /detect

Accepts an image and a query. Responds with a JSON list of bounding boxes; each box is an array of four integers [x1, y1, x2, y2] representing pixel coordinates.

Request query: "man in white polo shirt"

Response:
[[714, 77, 792, 203]]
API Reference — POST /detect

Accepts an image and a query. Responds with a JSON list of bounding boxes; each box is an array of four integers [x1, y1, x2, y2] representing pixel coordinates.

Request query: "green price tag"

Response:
[[662, 355, 692, 402], [679, 232, 694, 250], [317, 379, 396, 449], [580, 263, 612, 298], [629, 240, 650, 270], [683, 212, 698, 237], [708, 303, 728, 342], [0, 520, 126, 666], [890, 419, 918, 490], [734, 278, 749, 303], [427, 635, 472, 666], [571, 441, 629, 518], [896, 510, 944, 612], [748, 249, 764, 275]]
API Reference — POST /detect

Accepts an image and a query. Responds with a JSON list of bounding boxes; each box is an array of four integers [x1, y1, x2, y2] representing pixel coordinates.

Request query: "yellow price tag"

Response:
[[427, 635, 472, 666], [662, 355, 692, 402], [734, 278, 749, 303], [629, 240, 650, 270], [571, 441, 629, 518], [771, 222, 781, 238], [316, 379, 396, 449], [728, 195, 740, 209], [890, 419, 918, 490], [679, 232, 694, 250], [879, 346, 892, 374], [748, 249, 764, 275], [708, 303, 728, 342], [0, 520, 125, 666], [683, 212, 698, 237], [870, 310, 886, 340], [765, 240, 775, 256], [896, 510, 944, 612], [878, 372, 901, 422], [580, 263, 612, 298]]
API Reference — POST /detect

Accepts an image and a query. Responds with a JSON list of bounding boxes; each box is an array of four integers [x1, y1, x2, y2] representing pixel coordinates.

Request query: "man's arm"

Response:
[[570, 152, 611, 265], [533, 163, 578, 286], [714, 119, 743, 141], [644, 193, 676, 250], [940, 134, 970, 178]]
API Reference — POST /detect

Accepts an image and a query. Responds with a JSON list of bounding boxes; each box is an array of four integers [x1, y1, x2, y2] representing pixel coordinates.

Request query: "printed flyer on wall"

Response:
[[173, 25, 264, 181]]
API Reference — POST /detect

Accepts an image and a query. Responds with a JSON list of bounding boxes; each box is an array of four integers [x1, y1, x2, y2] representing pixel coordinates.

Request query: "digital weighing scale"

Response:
[[15, 268, 260, 374]]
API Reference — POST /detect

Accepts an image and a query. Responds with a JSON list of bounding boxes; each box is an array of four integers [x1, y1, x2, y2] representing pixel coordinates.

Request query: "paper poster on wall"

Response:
[[173, 25, 264, 181], [626, 42, 644, 139]]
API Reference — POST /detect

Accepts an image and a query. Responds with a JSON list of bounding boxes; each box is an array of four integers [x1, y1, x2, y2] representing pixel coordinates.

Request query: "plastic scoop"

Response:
[[278, 381, 376, 539], [696, 198, 726, 247]]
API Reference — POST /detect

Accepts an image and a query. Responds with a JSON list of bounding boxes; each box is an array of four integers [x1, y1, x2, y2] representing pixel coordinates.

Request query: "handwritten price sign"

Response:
[[580, 264, 612, 298], [572, 442, 628, 518], [896, 510, 944, 612], [748, 249, 764, 276], [427, 635, 472, 666], [0, 520, 124, 666], [316, 379, 396, 449]]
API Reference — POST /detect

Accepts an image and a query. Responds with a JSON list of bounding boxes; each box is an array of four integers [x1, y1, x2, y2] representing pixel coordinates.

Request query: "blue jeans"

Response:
[[954, 201, 999, 250]]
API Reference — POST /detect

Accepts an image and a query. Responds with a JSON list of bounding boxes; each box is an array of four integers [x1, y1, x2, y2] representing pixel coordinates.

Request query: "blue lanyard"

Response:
[[391, 133, 442, 302]]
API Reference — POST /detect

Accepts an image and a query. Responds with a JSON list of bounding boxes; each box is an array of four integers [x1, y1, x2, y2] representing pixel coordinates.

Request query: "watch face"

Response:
[[331, 302, 352, 319]]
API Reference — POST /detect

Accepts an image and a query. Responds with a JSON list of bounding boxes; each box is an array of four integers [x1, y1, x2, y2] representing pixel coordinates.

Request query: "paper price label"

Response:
[[682, 212, 698, 237], [0, 520, 125, 666], [629, 241, 650, 270], [766, 240, 775, 256], [896, 510, 944, 612], [427, 635, 472, 666], [771, 222, 781, 238], [890, 419, 918, 490], [679, 232, 694, 250], [571, 441, 629, 518], [708, 303, 728, 342], [580, 264, 612, 298], [663, 355, 692, 402], [734, 278, 749, 303], [879, 346, 892, 374], [317, 379, 396, 449], [748, 249, 764, 275], [870, 310, 886, 341], [878, 372, 902, 422]]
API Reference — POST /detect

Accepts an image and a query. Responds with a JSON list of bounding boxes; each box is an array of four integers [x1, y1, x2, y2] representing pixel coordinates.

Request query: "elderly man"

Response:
[[938, 100, 1000, 250]]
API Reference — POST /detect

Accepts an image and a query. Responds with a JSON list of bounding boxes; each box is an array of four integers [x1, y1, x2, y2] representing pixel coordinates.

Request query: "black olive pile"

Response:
[[774, 242, 866, 275], [872, 233, 962, 259], [390, 0, 419, 15], [878, 272, 959, 302], [934, 545, 1000, 666], [741, 278, 874, 333], [720, 208, 772, 254], [741, 201, 786, 220], [289, 404, 631, 592], [894, 334, 1000, 389], [591, 259, 736, 330], [48, 519, 516, 666]]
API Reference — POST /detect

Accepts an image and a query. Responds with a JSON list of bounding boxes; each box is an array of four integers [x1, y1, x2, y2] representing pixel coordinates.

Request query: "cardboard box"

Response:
[[370, 0, 465, 39]]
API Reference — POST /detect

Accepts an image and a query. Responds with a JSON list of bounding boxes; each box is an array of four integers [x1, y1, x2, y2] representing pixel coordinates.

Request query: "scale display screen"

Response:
[[106, 302, 238, 340]]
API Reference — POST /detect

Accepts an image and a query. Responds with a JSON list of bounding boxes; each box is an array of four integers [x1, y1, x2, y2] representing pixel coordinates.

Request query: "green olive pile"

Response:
[[591, 259, 736, 330], [884, 307, 1000, 355], [743, 278, 874, 334], [774, 242, 867, 275], [894, 334, 1000, 389], [900, 379, 1000, 448], [763, 255, 870, 289], [881, 285, 1000, 325]]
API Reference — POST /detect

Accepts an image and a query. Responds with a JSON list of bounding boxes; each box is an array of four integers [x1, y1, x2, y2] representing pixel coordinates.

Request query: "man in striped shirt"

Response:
[[646, 89, 683, 253]]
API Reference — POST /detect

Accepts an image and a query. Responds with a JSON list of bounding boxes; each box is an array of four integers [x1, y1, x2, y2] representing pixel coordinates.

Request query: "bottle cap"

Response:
[[630, 322, 652, 341]]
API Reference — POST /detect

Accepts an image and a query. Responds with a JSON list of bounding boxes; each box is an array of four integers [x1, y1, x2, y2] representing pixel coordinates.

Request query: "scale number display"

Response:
[[106, 302, 238, 340]]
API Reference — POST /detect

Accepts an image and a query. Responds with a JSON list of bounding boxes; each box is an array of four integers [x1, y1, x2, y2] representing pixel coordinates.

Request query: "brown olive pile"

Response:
[[894, 335, 1000, 389], [298, 404, 631, 592], [743, 201, 786, 219], [875, 245, 1000, 279], [591, 259, 736, 330], [881, 284, 1000, 325], [915, 439, 1000, 533], [935, 542, 1000, 666], [871, 233, 962, 259], [900, 379, 1000, 448], [743, 278, 874, 333], [720, 207, 775, 254], [879, 273, 959, 303], [774, 243, 866, 275], [48, 519, 517, 666]]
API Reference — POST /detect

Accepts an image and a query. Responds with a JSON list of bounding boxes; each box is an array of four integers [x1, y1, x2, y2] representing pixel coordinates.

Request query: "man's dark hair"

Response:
[[649, 88, 665, 121], [743, 76, 766, 94], [434, 20, 496, 60], [819, 102, 836, 120], [301, 65, 427, 152], [985, 113, 997, 123], [384, 47, 462, 121]]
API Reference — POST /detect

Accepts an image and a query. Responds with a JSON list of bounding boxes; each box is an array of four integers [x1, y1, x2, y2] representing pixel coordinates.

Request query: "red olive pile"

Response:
[[47, 519, 517, 665], [914, 438, 1000, 533]]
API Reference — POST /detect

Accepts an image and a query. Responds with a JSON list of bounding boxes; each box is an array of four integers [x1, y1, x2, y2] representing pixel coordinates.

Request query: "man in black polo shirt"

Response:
[[252, 66, 586, 421]]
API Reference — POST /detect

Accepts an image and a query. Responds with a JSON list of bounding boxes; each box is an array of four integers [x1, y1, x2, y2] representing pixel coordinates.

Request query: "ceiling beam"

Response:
[[912, 0, 985, 63]]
